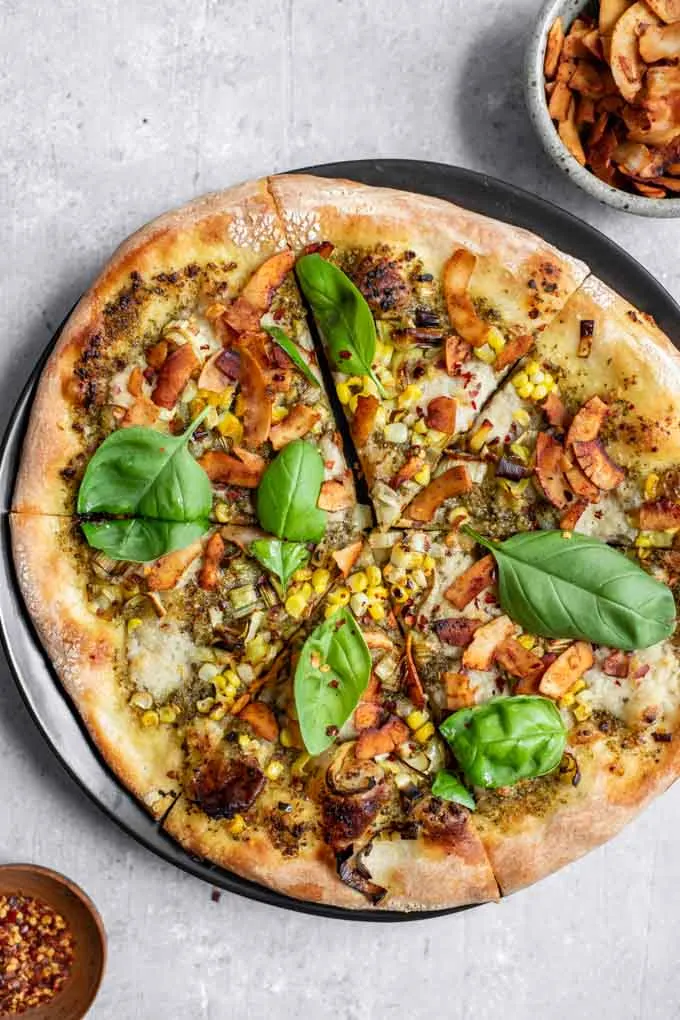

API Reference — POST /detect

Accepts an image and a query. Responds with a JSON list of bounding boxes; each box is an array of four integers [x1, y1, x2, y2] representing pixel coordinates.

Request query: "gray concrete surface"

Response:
[[2, 1, 680, 1017]]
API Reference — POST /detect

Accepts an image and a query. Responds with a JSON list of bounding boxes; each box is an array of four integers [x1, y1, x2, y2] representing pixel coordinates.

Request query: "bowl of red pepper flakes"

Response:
[[0, 865, 106, 1019]]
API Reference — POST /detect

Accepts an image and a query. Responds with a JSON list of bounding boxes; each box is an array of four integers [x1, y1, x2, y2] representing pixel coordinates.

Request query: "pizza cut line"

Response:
[[10, 174, 680, 912]]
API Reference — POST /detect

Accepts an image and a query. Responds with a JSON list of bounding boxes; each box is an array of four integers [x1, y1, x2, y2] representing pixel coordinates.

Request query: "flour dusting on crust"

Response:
[[228, 211, 284, 252]]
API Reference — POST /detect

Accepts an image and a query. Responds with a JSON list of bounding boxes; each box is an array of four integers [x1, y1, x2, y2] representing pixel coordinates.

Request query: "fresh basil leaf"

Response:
[[256, 439, 327, 542], [295, 606, 371, 756], [80, 518, 209, 563], [263, 324, 320, 388], [296, 253, 386, 398], [431, 770, 476, 810], [464, 526, 675, 651], [250, 538, 310, 592], [77, 409, 212, 522], [440, 696, 566, 789]]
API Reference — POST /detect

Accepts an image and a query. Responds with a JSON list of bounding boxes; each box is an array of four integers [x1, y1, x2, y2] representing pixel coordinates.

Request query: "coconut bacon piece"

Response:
[[426, 396, 457, 435], [405, 632, 426, 708], [318, 473, 356, 511], [146, 540, 203, 591], [224, 250, 296, 333], [539, 641, 594, 699], [534, 433, 569, 509], [560, 500, 588, 530], [151, 343, 200, 409], [645, 0, 680, 23], [239, 348, 272, 447], [545, 17, 565, 78], [639, 499, 680, 529], [405, 465, 473, 522], [351, 395, 379, 446], [445, 555, 496, 610], [432, 618, 480, 647], [566, 395, 609, 445], [443, 249, 490, 347], [462, 616, 515, 671], [572, 439, 626, 490], [198, 449, 265, 488], [561, 450, 601, 502], [493, 334, 534, 372], [494, 638, 546, 689], [444, 672, 476, 711], [270, 404, 320, 450], [198, 532, 225, 592], [356, 717, 410, 760], [445, 335, 472, 375], [239, 701, 279, 742]]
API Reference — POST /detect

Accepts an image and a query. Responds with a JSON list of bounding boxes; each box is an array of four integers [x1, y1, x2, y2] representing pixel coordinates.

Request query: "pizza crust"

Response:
[[12, 179, 288, 515], [10, 513, 183, 816]]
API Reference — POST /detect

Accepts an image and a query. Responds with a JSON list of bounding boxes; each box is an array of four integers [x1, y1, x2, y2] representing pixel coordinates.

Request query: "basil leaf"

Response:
[[440, 696, 566, 789], [295, 606, 371, 756], [263, 324, 320, 388], [465, 527, 675, 651], [250, 538, 310, 592], [77, 409, 212, 522], [81, 518, 209, 563], [296, 253, 386, 398], [256, 439, 327, 542], [431, 770, 476, 810]]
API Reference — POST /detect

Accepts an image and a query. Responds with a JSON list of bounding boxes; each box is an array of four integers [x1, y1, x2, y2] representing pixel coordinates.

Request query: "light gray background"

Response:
[[2, 1, 680, 1017]]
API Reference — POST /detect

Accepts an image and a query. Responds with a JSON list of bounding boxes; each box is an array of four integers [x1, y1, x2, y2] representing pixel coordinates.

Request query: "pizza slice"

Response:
[[13, 181, 357, 531], [396, 275, 680, 540], [161, 536, 500, 909], [270, 174, 588, 527]]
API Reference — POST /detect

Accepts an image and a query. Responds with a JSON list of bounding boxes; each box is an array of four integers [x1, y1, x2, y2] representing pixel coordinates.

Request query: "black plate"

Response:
[[2, 159, 679, 922]]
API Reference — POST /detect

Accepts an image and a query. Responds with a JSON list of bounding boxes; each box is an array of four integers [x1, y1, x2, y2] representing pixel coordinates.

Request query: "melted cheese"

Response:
[[128, 619, 196, 703], [581, 643, 680, 726]]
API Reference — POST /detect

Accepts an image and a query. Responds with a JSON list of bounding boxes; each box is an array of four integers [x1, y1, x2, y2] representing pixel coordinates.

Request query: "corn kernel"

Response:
[[280, 727, 294, 748], [475, 344, 496, 364], [424, 428, 445, 447], [517, 634, 536, 650], [308, 569, 328, 595], [516, 383, 534, 400], [635, 534, 653, 548], [217, 411, 244, 442], [413, 419, 428, 435], [530, 369, 545, 384], [524, 360, 540, 376], [229, 814, 247, 836], [573, 702, 592, 722], [337, 382, 352, 404], [559, 693, 575, 709], [214, 501, 231, 523], [532, 383, 548, 402], [414, 722, 435, 743], [362, 377, 379, 398], [197, 697, 215, 714], [512, 371, 529, 390], [448, 507, 470, 527], [414, 465, 431, 486], [285, 593, 307, 618], [348, 394, 359, 413], [328, 586, 351, 607], [422, 554, 436, 571], [127, 617, 143, 633], [397, 384, 423, 409], [512, 408, 531, 426], [245, 634, 270, 663], [210, 703, 227, 721], [265, 760, 284, 781], [141, 710, 159, 728], [645, 473, 659, 500], [486, 326, 506, 353], [406, 709, 429, 730], [390, 585, 409, 604], [569, 679, 586, 695], [544, 376, 556, 393], [291, 752, 311, 777], [350, 592, 369, 617], [469, 423, 493, 453], [365, 565, 382, 588], [366, 585, 388, 600], [348, 571, 368, 593], [368, 603, 385, 621], [129, 690, 153, 710], [324, 605, 339, 619], [299, 582, 313, 600], [159, 705, 178, 724], [271, 405, 288, 423]]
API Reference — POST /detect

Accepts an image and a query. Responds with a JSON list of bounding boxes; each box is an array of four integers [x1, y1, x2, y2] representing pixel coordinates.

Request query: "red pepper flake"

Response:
[[0, 893, 75, 1015]]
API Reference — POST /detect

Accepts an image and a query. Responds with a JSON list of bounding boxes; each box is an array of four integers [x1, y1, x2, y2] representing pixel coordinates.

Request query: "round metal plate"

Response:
[[2, 159, 679, 921]]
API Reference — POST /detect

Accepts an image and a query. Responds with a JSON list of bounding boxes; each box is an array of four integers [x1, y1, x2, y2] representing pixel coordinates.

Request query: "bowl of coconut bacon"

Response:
[[0, 864, 106, 1019], [525, 0, 680, 216]]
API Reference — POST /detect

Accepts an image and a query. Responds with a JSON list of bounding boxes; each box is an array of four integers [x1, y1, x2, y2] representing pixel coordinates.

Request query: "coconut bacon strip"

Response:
[[443, 249, 490, 347], [539, 641, 594, 699], [445, 555, 496, 610], [405, 466, 473, 522], [224, 250, 296, 333], [151, 343, 200, 409]]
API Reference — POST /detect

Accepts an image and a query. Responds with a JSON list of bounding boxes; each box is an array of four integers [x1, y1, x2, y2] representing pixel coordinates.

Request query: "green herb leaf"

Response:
[[440, 696, 567, 789], [296, 253, 386, 398], [80, 519, 209, 563], [431, 770, 476, 810], [250, 538, 311, 592], [256, 439, 327, 542], [77, 410, 212, 522], [263, 324, 320, 388], [464, 527, 675, 651], [295, 607, 371, 756]]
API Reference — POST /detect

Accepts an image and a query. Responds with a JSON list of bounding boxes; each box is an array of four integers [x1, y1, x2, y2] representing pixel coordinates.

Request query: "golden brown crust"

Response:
[[9, 513, 182, 816], [269, 173, 590, 332], [13, 179, 287, 515], [475, 720, 680, 894], [536, 275, 680, 470]]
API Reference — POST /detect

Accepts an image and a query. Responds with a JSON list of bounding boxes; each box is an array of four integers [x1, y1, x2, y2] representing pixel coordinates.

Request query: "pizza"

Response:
[[10, 174, 680, 912]]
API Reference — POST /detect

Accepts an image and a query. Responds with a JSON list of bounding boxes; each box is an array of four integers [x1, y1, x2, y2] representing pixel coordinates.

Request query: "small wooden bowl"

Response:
[[0, 864, 106, 1019]]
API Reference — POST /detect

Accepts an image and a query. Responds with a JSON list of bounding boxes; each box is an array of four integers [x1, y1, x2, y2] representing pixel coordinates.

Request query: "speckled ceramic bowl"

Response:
[[525, 0, 680, 217]]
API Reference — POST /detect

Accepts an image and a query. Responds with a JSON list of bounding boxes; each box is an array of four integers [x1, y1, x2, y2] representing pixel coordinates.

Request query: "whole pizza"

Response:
[[11, 175, 680, 911]]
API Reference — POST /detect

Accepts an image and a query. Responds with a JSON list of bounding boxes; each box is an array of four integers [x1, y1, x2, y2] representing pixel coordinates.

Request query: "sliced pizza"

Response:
[[271, 174, 588, 528]]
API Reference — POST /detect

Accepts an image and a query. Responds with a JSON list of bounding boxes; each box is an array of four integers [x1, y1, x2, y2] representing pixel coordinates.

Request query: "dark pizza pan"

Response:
[[1, 159, 678, 921]]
